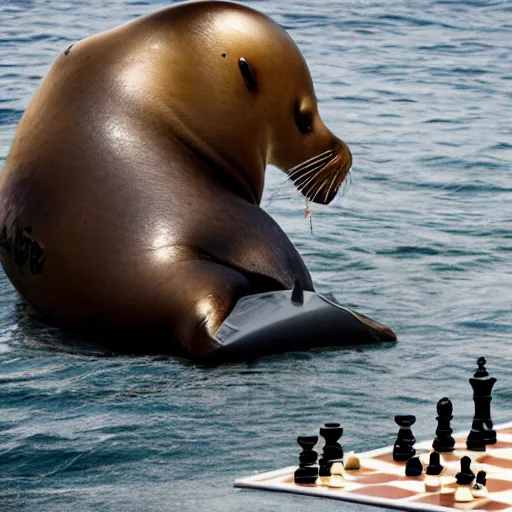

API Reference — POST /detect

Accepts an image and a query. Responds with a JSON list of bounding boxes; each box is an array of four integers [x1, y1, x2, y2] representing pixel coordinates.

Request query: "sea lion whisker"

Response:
[[290, 161, 328, 187], [296, 152, 339, 185], [311, 165, 337, 203], [310, 178, 329, 203], [296, 166, 327, 195], [287, 159, 332, 183], [292, 157, 332, 186], [294, 148, 335, 168], [301, 167, 332, 201], [337, 166, 351, 196], [343, 169, 352, 193], [288, 160, 327, 181], [288, 150, 335, 173], [287, 149, 336, 178], [307, 155, 344, 203], [324, 168, 341, 203]]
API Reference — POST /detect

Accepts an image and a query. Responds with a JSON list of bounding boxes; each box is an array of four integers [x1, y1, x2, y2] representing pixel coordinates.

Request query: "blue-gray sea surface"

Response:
[[0, 1, 511, 511]]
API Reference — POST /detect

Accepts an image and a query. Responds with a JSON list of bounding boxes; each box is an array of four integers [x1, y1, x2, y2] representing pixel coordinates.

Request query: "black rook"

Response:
[[318, 423, 344, 473], [294, 435, 319, 484], [393, 414, 416, 462]]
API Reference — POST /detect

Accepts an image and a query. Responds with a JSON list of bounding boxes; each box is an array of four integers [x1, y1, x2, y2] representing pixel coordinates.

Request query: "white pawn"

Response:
[[454, 486, 474, 503], [344, 453, 360, 471], [424, 475, 441, 493]]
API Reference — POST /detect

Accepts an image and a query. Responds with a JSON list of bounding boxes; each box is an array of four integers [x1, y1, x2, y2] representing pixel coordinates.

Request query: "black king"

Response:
[[466, 357, 497, 451]]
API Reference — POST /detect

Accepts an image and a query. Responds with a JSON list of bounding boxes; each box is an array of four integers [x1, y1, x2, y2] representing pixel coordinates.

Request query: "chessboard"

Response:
[[234, 421, 512, 511]]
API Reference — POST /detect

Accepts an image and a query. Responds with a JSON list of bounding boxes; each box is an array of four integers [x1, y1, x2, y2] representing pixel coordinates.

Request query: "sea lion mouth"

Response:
[[286, 146, 352, 205]]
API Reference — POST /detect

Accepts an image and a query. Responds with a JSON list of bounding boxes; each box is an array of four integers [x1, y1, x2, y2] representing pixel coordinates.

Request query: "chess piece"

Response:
[[328, 460, 345, 488], [472, 471, 488, 498], [426, 452, 444, 476], [454, 486, 474, 503], [466, 357, 497, 450], [424, 476, 441, 493], [405, 456, 423, 477], [344, 453, 360, 471], [424, 452, 444, 492], [317, 463, 331, 486], [456, 456, 475, 485], [454, 457, 476, 503], [318, 423, 344, 475], [393, 414, 416, 461], [432, 397, 455, 452], [294, 435, 319, 484]]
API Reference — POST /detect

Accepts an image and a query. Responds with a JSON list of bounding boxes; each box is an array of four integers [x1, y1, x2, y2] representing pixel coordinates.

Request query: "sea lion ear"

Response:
[[238, 57, 257, 92]]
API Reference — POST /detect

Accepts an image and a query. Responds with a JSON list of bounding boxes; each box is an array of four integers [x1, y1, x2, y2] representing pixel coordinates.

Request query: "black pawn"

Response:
[[393, 414, 416, 462], [405, 456, 423, 477], [426, 452, 444, 476], [318, 422, 344, 472], [294, 435, 319, 484], [432, 397, 455, 452], [467, 357, 497, 451], [476, 470, 487, 487], [455, 456, 475, 485]]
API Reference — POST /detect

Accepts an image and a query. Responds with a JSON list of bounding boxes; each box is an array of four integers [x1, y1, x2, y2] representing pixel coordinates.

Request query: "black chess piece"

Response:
[[476, 470, 487, 487], [318, 461, 331, 482], [426, 452, 444, 475], [318, 423, 344, 475], [393, 414, 416, 461], [466, 357, 497, 451], [432, 397, 455, 452], [294, 435, 319, 484], [455, 456, 475, 485], [405, 456, 423, 477]]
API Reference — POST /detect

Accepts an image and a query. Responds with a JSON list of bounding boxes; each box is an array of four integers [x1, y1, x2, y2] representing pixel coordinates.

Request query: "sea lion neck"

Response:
[[159, 105, 264, 205]]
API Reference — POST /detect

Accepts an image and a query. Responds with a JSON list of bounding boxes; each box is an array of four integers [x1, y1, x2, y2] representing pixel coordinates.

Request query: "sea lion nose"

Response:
[[335, 138, 352, 171]]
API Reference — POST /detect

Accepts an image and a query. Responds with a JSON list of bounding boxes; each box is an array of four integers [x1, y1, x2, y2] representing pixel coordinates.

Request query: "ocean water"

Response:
[[0, 0, 510, 511]]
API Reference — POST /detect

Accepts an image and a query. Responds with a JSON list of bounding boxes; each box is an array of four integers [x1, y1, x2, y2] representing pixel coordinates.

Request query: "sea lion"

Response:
[[0, 1, 396, 360]]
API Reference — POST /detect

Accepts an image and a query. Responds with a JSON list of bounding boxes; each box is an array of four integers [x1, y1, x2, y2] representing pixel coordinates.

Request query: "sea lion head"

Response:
[[146, 1, 352, 204]]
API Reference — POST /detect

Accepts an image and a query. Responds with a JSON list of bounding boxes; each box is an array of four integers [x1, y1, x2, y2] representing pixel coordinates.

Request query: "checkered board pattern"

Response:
[[234, 422, 512, 511]]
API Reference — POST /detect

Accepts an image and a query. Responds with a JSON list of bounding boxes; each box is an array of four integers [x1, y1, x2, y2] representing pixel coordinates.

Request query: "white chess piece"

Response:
[[454, 485, 474, 503], [328, 462, 345, 488], [471, 482, 489, 498], [424, 475, 441, 493], [344, 453, 360, 471]]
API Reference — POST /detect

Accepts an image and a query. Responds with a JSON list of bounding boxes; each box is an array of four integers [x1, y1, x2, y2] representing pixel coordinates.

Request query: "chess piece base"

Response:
[[425, 476, 441, 493], [454, 485, 474, 503], [328, 474, 345, 488], [471, 484, 489, 498]]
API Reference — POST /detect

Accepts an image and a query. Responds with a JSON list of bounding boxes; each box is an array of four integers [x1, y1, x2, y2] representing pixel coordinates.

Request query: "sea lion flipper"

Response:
[[211, 291, 396, 362], [166, 260, 250, 358], [340, 308, 397, 343]]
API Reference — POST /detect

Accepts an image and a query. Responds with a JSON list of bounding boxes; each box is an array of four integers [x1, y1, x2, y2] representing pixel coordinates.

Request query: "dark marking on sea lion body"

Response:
[[0, 215, 44, 275]]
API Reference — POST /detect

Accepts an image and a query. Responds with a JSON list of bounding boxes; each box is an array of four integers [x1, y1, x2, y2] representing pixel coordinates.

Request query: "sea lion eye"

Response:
[[294, 102, 313, 134], [238, 57, 257, 92]]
